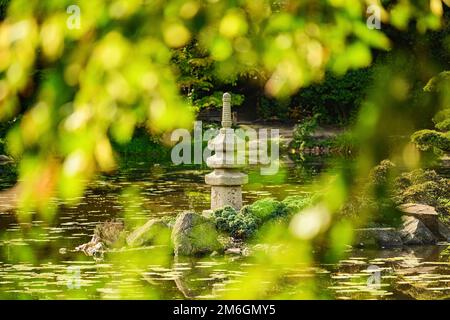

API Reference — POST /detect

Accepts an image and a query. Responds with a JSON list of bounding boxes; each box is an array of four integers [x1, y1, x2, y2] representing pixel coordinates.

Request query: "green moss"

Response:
[[435, 119, 450, 131], [161, 215, 177, 228], [126, 219, 171, 247], [188, 219, 222, 252], [423, 71, 450, 92], [246, 198, 288, 221], [213, 197, 296, 240], [434, 108, 450, 125], [172, 213, 223, 256], [213, 206, 259, 240]]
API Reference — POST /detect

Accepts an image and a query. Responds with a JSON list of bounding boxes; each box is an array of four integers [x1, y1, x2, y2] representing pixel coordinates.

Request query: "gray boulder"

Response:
[[438, 220, 450, 241], [398, 203, 440, 235], [399, 215, 436, 245], [354, 228, 403, 248], [399, 203, 450, 241], [171, 212, 222, 256], [126, 218, 171, 247]]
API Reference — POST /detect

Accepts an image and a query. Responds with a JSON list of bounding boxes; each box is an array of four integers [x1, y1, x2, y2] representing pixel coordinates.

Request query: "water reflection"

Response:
[[329, 245, 450, 300]]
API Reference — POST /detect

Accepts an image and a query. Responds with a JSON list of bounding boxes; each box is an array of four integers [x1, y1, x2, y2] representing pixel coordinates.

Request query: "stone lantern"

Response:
[[205, 93, 248, 213]]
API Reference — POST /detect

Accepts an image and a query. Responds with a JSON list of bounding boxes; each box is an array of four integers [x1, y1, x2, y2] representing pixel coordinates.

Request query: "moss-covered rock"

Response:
[[126, 218, 171, 247], [171, 212, 222, 256]]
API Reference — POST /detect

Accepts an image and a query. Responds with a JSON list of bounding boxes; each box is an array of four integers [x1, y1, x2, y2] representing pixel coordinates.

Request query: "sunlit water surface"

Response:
[[1, 159, 449, 300]]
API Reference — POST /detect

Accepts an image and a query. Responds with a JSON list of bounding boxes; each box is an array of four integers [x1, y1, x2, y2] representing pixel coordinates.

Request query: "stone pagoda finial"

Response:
[[221, 92, 232, 128], [204, 92, 248, 214]]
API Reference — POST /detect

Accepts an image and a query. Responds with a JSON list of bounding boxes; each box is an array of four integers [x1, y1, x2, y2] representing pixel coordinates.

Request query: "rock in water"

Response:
[[171, 212, 222, 256], [398, 203, 440, 235], [399, 216, 436, 245], [75, 234, 105, 258], [94, 219, 126, 248], [354, 228, 403, 248], [126, 219, 171, 247], [438, 221, 450, 241], [76, 219, 125, 258]]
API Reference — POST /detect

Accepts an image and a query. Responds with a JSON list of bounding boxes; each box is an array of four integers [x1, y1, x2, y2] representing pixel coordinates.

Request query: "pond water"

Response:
[[0, 158, 449, 300]]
